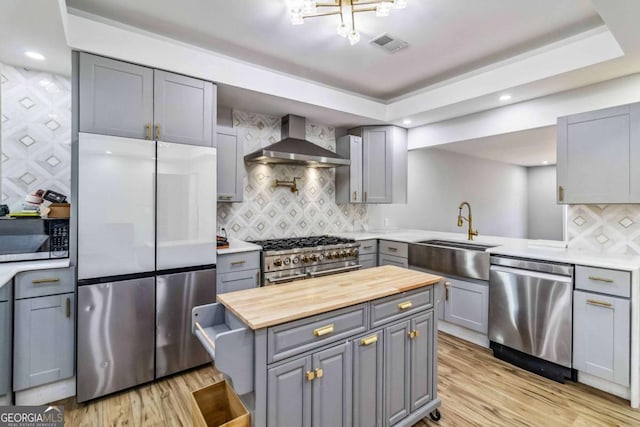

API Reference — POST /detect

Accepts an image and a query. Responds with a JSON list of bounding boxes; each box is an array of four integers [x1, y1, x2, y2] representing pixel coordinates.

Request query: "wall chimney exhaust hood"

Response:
[[244, 115, 350, 168]]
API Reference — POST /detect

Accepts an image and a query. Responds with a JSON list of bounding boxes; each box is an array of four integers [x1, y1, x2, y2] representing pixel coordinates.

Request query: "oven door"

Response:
[[307, 261, 361, 278], [263, 268, 308, 286]]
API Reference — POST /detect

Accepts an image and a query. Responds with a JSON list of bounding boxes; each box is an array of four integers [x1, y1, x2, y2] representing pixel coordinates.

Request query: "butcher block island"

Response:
[[192, 265, 443, 427]]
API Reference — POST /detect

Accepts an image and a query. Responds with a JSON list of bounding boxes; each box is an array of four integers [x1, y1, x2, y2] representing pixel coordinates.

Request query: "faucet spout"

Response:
[[457, 201, 478, 240]]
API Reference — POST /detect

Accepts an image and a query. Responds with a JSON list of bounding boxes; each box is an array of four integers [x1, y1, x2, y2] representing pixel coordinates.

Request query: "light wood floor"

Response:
[[55, 332, 640, 426]]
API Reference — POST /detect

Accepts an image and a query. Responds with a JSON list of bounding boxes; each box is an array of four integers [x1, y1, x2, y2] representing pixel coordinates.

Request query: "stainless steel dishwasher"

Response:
[[489, 256, 575, 382]]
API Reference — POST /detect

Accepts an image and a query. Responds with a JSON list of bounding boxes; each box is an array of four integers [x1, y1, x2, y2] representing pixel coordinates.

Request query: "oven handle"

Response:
[[267, 273, 309, 284], [309, 265, 362, 277], [490, 265, 573, 283]]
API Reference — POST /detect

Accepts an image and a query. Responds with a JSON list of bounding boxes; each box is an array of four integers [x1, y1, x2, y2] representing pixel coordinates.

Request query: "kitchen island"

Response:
[[193, 265, 443, 427]]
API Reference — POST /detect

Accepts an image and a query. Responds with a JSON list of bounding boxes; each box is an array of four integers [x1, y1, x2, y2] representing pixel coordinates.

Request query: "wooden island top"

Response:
[[216, 265, 442, 329]]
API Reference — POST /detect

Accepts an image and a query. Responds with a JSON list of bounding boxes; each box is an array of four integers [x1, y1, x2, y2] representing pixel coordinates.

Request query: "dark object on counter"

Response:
[[217, 235, 229, 249], [0, 205, 9, 217], [43, 190, 68, 203]]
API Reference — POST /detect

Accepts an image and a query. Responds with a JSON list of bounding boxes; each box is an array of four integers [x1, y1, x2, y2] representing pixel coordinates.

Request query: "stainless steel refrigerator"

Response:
[[76, 133, 216, 402]]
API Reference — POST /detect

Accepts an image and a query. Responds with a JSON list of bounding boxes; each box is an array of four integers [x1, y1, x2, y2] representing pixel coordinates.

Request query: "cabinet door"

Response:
[[362, 127, 392, 204], [410, 312, 434, 411], [444, 278, 488, 333], [384, 321, 410, 426], [350, 136, 363, 203], [379, 254, 408, 268], [557, 105, 630, 203], [312, 342, 352, 427], [79, 53, 153, 139], [267, 357, 312, 427], [573, 291, 630, 386], [13, 293, 75, 391], [217, 130, 243, 202], [0, 300, 10, 396], [218, 269, 260, 294], [154, 70, 215, 146], [353, 331, 383, 427], [629, 103, 640, 201]]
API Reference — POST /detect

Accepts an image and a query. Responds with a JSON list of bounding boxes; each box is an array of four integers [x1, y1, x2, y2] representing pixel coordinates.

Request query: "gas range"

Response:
[[249, 235, 361, 285]]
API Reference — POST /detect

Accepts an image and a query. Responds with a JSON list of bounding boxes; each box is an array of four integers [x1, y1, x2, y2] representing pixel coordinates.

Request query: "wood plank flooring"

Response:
[[54, 332, 640, 426]]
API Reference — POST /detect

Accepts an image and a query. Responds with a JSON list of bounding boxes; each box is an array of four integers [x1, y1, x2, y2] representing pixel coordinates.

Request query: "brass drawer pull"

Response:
[[408, 330, 420, 339], [398, 301, 412, 310], [313, 324, 335, 337], [314, 368, 324, 379], [360, 335, 378, 346], [155, 123, 161, 140], [587, 299, 612, 308], [353, 191, 357, 201], [363, 245, 373, 249], [558, 185, 564, 202], [388, 247, 398, 252], [32, 278, 60, 285], [230, 260, 246, 266], [588, 276, 614, 283], [218, 195, 233, 200], [146, 122, 151, 140], [306, 371, 315, 381]]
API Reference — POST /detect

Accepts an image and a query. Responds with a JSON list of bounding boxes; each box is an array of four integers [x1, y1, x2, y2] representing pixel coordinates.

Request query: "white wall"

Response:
[[526, 166, 563, 240], [369, 148, 528, 238]]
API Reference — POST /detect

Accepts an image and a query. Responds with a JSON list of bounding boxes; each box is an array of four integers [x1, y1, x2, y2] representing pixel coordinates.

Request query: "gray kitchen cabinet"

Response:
[[557, 102, 640, 203], [358, 239, 378, 270], [154, 70, 215, 147], [216, 125, 243, 202], [410, 312, 433, 411], [13, 293, 75, 391], [312, 342, 352, 427], [0, 282, 11, 398], [218, 269, 260, 294], [573, 290, 630, 386], [384, 320, 411, 426], [352, 330, 383, 427], [337, 126, 407, 204], [79, 52, 154, 139], [267, 357, 312, 427], [378, 240, 408, 269], [443, 277, 488, 334], [217, 251, 260, 293]]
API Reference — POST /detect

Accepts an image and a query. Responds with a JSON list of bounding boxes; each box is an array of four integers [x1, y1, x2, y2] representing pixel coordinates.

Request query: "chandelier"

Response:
[[287, 0, 408, 45]]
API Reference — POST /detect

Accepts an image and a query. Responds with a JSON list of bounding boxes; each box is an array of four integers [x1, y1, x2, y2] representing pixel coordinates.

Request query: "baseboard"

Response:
[[0, 395, 11, 406], [577, 371, 630, 400], [438, 321, 489, 348], [15, 377, 76, 406]]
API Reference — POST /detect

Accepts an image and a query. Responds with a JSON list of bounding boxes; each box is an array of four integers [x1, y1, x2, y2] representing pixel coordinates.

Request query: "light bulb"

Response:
[[289, 8, 304, 25], [302, 0, 317, 14], [337, 23, 348, 37], [376, 2, 392, 17], [348, 30, 360, 45], [393, 0, 408, 9]]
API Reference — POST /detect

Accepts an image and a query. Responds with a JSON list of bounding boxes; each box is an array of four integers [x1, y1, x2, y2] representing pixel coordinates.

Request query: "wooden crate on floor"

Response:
[[191, 380, 250, 427]]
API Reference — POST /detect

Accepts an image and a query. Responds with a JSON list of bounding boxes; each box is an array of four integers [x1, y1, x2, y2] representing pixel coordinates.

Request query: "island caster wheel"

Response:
[[429, 408, 441, 421]]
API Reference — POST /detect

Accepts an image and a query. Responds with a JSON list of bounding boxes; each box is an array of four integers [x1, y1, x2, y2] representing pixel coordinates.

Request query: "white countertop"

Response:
[[217, 238, 262, 255], [0, 258, 71, 289]]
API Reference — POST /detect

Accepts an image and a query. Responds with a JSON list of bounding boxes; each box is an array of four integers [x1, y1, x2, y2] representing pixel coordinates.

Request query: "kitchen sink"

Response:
[[409, 239, 497, 281]]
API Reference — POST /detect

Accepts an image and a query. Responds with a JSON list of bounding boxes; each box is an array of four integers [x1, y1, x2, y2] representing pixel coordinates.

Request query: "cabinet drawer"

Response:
[[15, 267, 75, 299], [359, 239, 378, 255], [268, 304, 368, 363], [379, 254, 408, 268], [575, 266, 630, 298], [371, 287, 433, 328], [379, 240, 408, 258], [359, 253, 377, 269], [217, 252, 260, 274], [218, 269, 260, 294]]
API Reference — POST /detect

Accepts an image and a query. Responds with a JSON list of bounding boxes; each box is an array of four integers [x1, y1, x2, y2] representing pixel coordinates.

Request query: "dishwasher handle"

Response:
[[490, 265, 573, 284]]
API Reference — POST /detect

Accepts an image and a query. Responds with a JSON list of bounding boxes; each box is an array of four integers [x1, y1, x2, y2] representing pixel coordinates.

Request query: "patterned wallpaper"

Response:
[[568, 204, 640, 255], [217, 110, 367, 241], [0, 63, 72, 211]]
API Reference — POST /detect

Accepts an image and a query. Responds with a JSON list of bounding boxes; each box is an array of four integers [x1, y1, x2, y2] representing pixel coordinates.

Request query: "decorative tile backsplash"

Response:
[[568, 204, 640, 255], [217, 110, 367, 241], [0, 63, 72, 211]]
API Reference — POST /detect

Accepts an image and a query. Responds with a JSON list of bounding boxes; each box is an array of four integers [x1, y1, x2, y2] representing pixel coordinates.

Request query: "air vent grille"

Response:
[[369, 33, 409, 53]]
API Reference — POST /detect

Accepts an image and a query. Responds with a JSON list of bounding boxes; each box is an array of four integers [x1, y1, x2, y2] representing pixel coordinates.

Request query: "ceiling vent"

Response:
[[369, 33, 409, 53]]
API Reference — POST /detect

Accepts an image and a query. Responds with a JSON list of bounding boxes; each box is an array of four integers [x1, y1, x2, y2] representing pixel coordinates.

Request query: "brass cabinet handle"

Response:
[[353, 191, 357, 201], [587, 299, 613, 308], [313, 324, 335, 337], [388, 247, 398, 252], [363, 245, 373, 249], [361, 335, 378, 346], [445, 281, 451, 301], [588, 276, 614, 283], [305, 371, 315, 381], [256, 271, 260, 286], [155, 123, 161, 140], [314, 368, 324, 379], [398, 301, 412, 310], [218, 195, 233, 200], [146, 122, 151, 140], [559, 185, 564, 202], [408, 330, 420, 339], [65, 297, 71, 318], [364, 191, 367, 203], [32, 278, 60, 285], [230, 260, 246, 266]]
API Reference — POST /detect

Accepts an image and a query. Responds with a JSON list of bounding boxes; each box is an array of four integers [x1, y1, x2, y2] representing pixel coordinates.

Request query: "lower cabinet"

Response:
[[13, 293, 75, 391], [218, 269, 260, 294], [379, 254, 408, 268], [352, 330, 384, 427], [573, 290, 630, 386], [443, 277, 488, 333], [268, 342, 352, 427], [0, 297, 10, 397]]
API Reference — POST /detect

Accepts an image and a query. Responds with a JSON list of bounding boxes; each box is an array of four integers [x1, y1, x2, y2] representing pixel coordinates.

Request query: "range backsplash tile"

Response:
[[0, 63, 71, 211], [217, 110, 367, 241], [568, 204, 640, 255]]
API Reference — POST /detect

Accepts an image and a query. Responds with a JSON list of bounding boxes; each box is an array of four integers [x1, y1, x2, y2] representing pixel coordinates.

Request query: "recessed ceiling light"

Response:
[[24, 51, 45, 61], [402, 119, 412, 125], [499, 94, 512, 101], [105, 150, 112, 155], [542, 160, 549, 165]]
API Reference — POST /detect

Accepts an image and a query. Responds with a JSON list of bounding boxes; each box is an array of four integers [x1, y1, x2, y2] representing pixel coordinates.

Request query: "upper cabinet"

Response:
[[335, 126, 407, 204], [557, 102, 640, 204], [79, 52, 215, 147], [216, 107, 243, 202]]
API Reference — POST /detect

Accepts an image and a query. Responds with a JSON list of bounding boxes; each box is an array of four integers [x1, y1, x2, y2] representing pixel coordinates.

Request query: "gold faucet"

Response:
[[273, 177, 301, 195], [457, 201, 478, 241]]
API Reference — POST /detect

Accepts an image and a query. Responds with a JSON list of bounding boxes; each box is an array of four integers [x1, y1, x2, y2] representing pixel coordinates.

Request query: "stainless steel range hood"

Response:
[[244, 115, 350, 168]]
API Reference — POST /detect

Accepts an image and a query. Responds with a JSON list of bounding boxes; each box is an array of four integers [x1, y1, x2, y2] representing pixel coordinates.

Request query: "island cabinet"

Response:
[[193, 266, 442, 427]]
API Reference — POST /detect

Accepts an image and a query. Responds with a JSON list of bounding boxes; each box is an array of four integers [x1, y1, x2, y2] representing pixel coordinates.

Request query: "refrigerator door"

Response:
[[77, 133, 155, 280], [156, 142, 216, 270], [156, 268, 216, 378], [76, 277, 155, 402]]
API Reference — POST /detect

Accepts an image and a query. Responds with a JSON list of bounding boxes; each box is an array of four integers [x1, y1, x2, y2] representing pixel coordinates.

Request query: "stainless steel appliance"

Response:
[[76, 133, 217, 402], [489, 256, 575, 382], [0, 218, 69, 262], [250, 236, 360, 285]]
